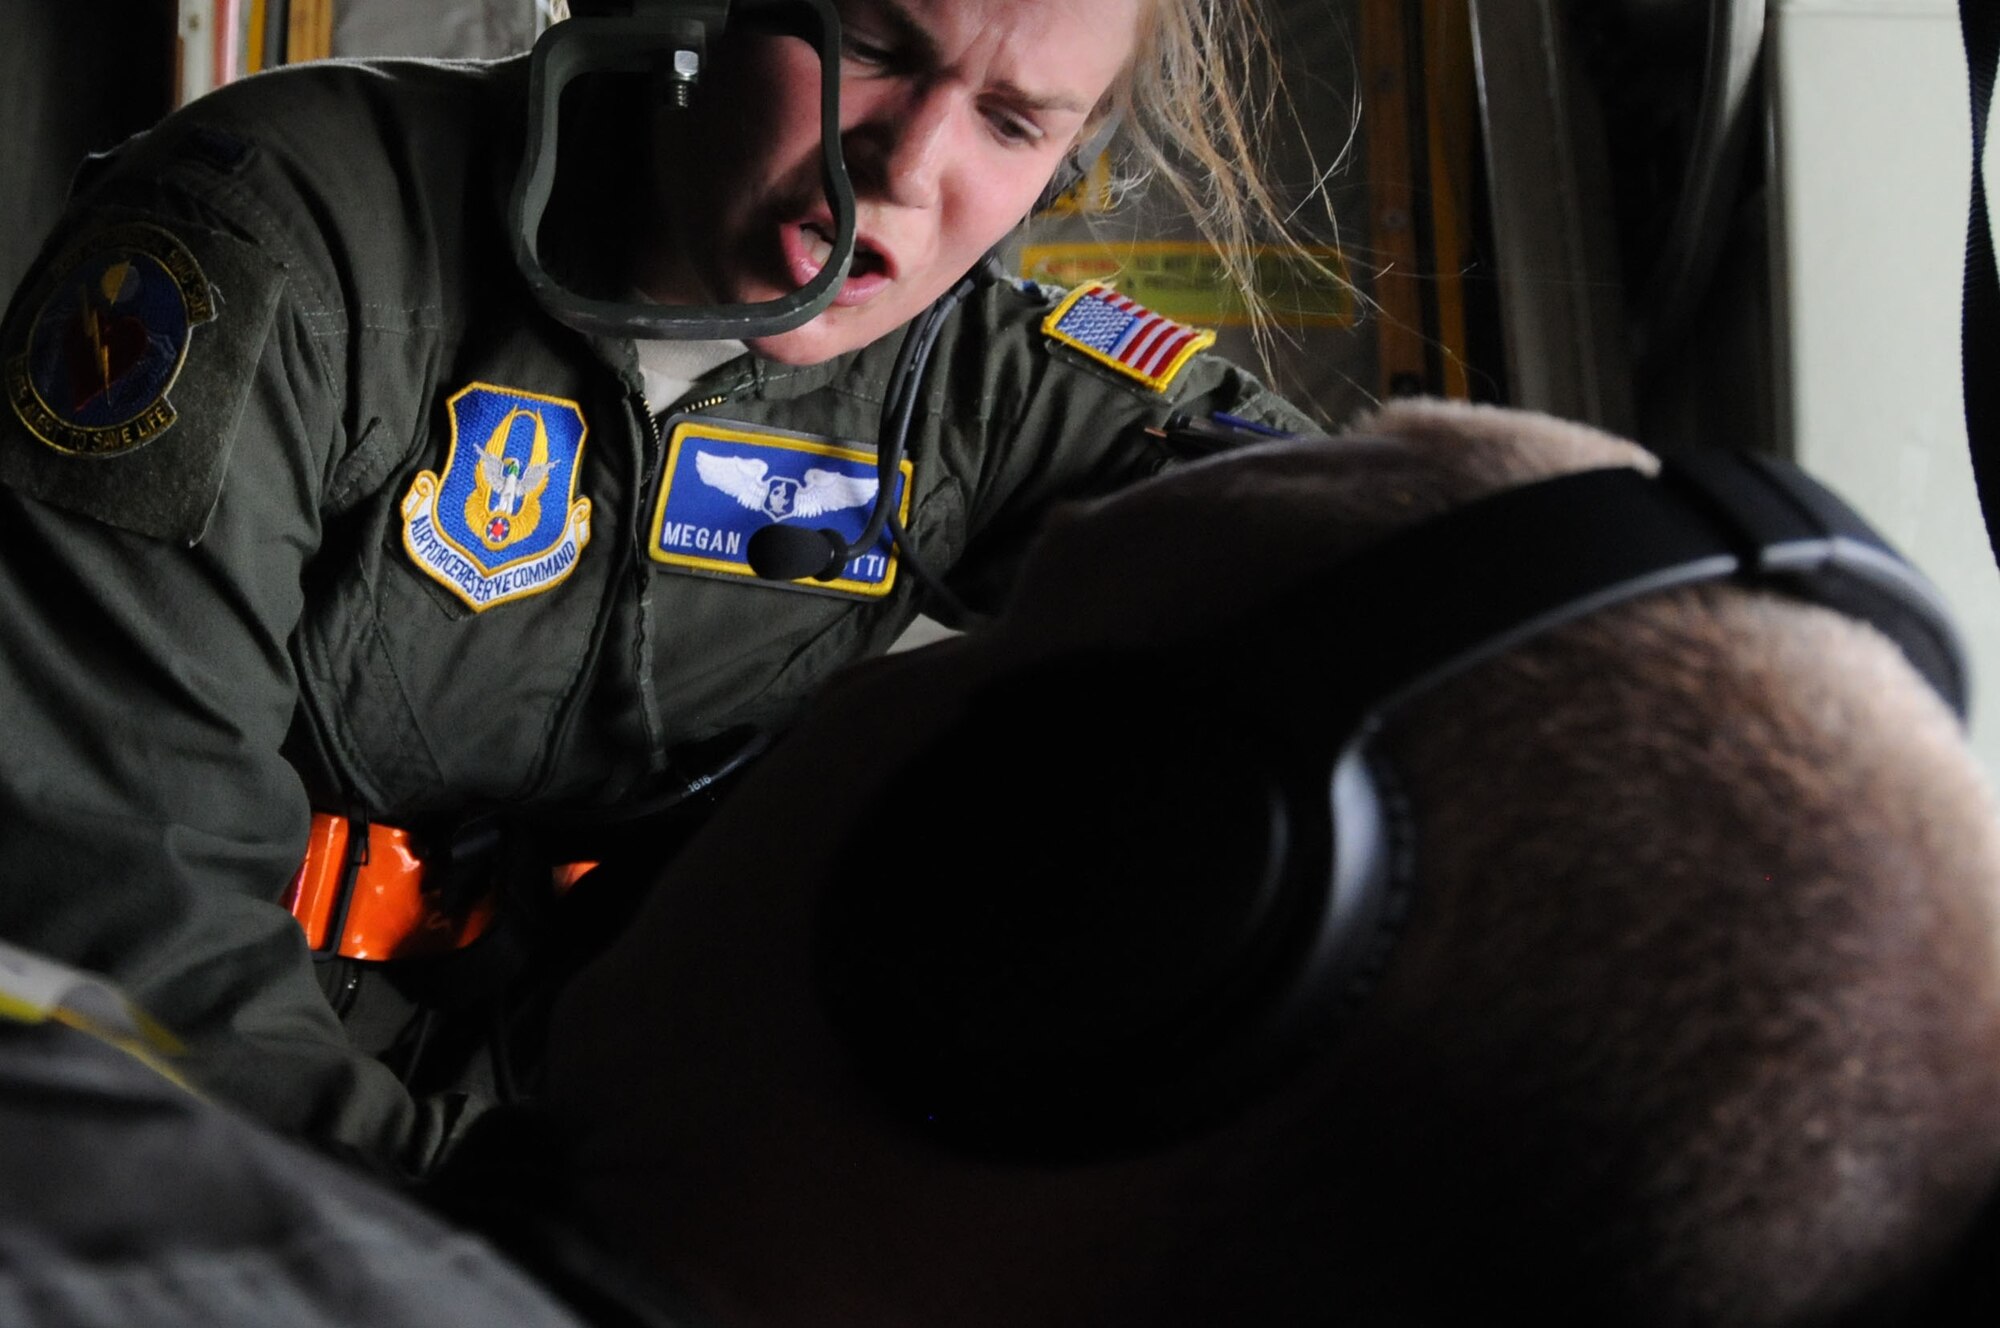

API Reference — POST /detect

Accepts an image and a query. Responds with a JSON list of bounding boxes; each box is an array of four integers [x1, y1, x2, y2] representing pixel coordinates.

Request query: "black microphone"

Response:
[[747, 525, 852, 581], [743, 267, 1003, 637], [747, 269, 978, 589]]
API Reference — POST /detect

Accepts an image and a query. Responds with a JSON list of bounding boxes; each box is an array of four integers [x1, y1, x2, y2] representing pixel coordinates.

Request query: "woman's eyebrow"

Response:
[[994, 83, 1092, 115], [853, 0, 1094, 115], [850, 0, 941, 63]]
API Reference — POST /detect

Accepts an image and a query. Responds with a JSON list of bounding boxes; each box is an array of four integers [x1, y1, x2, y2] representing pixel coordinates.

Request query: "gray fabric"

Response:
[[0, 1020, 586, 1328]]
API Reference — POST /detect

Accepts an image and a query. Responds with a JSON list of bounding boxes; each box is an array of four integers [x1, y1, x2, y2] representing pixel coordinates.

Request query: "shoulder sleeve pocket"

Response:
[[0, 219, 287, 546]]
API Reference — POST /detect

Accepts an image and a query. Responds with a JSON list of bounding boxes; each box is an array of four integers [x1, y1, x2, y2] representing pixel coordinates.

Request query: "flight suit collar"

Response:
[[608, 340, 883, 414], [743, 349, 866, 402]]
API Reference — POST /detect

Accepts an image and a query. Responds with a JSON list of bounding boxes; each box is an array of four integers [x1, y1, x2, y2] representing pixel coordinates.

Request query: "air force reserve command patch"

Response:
[[401, 383, 592, 612], [1041, 282, 1215, 393], [5, 224, 216, 457], [649, 417, 910, 599]]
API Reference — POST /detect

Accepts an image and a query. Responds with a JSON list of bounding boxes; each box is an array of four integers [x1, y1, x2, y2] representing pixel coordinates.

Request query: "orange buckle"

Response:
[[284, 814, 496, 962], [284, 814, 598, 963]]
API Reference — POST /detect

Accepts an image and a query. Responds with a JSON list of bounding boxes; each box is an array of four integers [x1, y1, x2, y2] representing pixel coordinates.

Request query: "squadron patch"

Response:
[[5, 224, 216, 457], [649, 417, 910, 598], [401, 383, 592, 612], [1041, 282, 1215, 393]]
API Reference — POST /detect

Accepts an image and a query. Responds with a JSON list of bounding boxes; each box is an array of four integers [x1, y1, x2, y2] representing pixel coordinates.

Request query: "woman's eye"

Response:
[[842, 34, 895, 66], [986, 112, 1041, 146]]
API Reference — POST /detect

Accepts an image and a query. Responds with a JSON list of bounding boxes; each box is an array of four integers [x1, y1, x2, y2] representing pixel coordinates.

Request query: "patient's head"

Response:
[[543, 400, 2000, 1327]]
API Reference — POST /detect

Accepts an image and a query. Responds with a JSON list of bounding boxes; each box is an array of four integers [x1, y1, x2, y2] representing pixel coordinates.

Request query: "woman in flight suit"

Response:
[[0, 0, 1319, 1175]]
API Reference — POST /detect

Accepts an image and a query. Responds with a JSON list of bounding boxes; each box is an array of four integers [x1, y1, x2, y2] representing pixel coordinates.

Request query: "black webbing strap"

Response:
[[1963, 0, 1999, 570]]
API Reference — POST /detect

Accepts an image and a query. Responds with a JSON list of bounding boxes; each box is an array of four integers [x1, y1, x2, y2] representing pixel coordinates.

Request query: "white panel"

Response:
[[177, 0, 216, 105], [1770, 0, 2000, 777]]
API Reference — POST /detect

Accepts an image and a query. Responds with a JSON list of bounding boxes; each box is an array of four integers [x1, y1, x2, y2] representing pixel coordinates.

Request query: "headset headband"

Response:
[[1230, 448, 1968, 741]]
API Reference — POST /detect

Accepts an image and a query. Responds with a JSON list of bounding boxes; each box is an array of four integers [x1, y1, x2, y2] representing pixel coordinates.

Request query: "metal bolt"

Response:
[[669, 48, 701, 109]]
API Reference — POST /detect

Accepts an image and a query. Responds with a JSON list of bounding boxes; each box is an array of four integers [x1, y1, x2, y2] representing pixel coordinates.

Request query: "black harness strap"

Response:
[[1962, 0, 1999, 570]]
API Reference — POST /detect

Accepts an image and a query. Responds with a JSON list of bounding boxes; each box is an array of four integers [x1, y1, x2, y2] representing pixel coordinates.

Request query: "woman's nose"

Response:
[[843, 82, 955, 208]]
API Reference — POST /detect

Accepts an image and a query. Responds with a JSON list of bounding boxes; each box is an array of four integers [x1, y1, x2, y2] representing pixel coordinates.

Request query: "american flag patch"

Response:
[[1040, 283, 1217, 392]]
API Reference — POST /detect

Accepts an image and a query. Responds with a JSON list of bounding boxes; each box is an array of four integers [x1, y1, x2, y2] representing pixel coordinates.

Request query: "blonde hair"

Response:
[[1111, 0, 1352, 365]]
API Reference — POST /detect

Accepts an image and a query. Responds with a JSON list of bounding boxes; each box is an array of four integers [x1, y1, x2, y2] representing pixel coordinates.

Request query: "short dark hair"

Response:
[[1148, 401, 2000, 1326]]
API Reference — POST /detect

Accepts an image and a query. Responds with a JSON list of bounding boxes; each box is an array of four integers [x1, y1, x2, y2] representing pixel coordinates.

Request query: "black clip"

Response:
[[312, 810, 372, 961]]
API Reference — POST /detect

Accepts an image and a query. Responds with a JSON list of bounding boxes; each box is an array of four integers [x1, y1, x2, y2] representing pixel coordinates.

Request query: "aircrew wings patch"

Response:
[[1041, 283, 1216, 393], [648, 417, 909, 599]]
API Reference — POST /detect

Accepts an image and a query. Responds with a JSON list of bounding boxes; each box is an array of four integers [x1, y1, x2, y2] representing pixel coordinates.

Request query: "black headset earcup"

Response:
[[1034, 154, 1088, 215], [1033, 113, 1123, 216], [815, 654, 1350, 1163]]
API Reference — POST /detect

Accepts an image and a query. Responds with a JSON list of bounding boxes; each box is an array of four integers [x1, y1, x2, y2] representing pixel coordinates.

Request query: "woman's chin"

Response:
[[744, 308, 885, 366]]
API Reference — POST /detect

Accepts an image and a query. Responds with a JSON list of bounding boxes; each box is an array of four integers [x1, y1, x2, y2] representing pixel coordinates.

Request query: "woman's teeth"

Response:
[[803, 226, 834, 267]]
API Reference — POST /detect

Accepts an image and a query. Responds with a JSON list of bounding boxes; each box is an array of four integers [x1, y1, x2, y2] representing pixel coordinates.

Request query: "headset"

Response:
[[743, 264, 980, 598], [741, 120, 1125, 596], [1034, 111, 1125, 216], [813, 443, 1970, 1166]]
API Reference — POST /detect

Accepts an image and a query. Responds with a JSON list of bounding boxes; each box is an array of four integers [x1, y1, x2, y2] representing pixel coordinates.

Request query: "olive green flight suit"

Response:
[[0, 55, 1315, 1175]]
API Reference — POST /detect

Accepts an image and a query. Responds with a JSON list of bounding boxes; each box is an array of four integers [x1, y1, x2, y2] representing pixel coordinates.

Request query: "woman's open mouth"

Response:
[[783, 220, 894, 308]]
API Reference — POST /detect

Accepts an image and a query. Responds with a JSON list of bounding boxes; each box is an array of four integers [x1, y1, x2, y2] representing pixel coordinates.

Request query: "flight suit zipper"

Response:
[[638, 387, 733, 510], [632, 388, 674, 768], [527, 383, 671, 802]]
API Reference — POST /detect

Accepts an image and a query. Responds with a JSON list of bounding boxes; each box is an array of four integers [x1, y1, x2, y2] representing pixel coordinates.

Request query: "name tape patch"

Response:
[[401, 382, 592, 611], [5, 224, 216, 457], [649, 417, 909, 598], [1041, 282, 1215, 393]]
